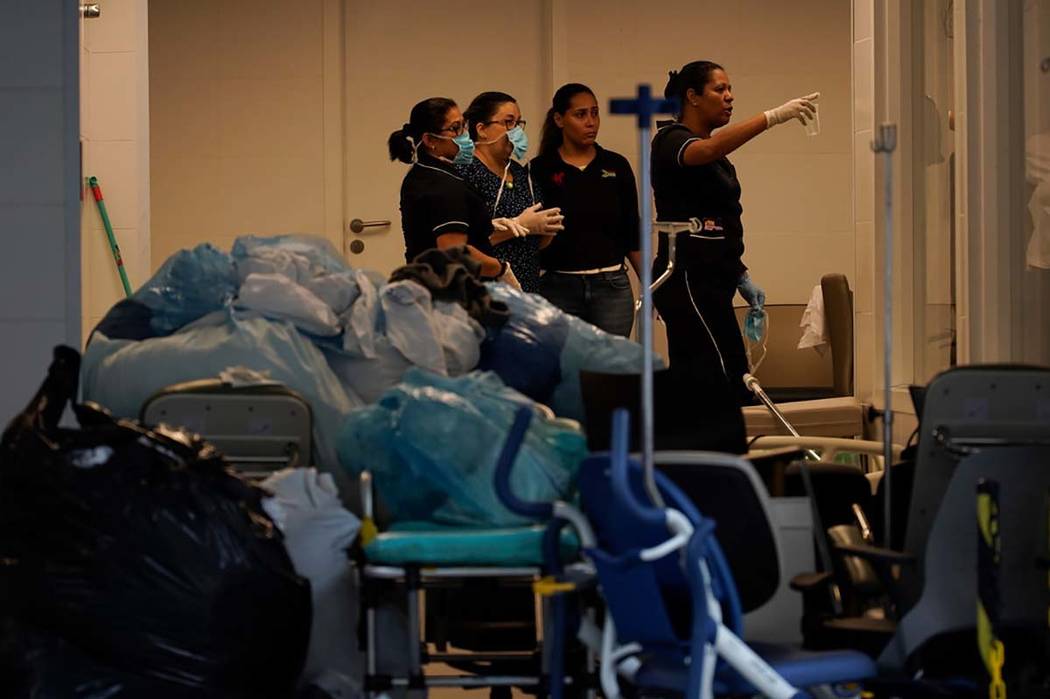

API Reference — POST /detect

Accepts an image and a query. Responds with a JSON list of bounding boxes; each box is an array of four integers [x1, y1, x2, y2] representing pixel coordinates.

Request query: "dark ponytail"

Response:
[[387, 97, 456, 164], [663, 60, 724, 114], [539, 83, 596, 157]]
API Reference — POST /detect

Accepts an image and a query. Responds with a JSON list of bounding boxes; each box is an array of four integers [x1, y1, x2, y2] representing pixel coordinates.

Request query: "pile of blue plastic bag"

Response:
[[82, 235, 655, 521], [337, 369, 587, 527]]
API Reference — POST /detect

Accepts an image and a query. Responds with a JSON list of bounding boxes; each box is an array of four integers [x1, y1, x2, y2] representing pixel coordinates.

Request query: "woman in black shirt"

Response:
[[531, 83, 642, 338], [389, 97, 520, 288], [652, 61, 817, 404]]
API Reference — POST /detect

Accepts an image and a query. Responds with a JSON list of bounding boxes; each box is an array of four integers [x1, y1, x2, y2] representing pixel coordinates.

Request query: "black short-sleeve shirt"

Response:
[[399, 153, 494, 264], [651, 122, 746, 282], [531, 145, 640, 272]]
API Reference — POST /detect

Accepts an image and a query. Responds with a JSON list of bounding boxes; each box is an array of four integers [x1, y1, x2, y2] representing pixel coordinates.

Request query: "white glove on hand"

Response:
[[498, 263, 522, 290], [514, 203, 565, 236], [492, 217, 529, 238], [764, 92, 819, 128]]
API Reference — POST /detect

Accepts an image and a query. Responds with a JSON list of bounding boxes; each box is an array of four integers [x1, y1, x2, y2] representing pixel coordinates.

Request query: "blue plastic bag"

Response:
[[476, 284, 569, 403], [133, 244, 238, 336], [486, 285, 662, 421], [231, 234, 350, 277], [337, 369, 586, 527]]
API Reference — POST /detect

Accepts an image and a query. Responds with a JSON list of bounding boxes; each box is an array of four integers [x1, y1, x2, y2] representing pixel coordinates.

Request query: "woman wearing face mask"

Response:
[[531, 83, 642, 338], [653, 61, 816, 405], [388, 97, 520, 288], [458, 91, 564, 294]]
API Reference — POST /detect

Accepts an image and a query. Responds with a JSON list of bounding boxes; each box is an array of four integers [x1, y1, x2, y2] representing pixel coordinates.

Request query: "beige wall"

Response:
[[554, 0, 854, 306], [149, 0, 852, 297], [80, 0, 150, 341], [149, 0, 336, 267], [853, 0, 876, 402]]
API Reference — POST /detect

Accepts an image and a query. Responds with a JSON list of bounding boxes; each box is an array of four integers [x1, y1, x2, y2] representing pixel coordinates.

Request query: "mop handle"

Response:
[[87, 176, 133, 298]]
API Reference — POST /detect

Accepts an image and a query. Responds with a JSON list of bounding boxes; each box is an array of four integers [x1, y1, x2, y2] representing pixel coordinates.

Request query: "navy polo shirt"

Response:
[[399, 154, 494, 264], [531, 144, 640, 272]]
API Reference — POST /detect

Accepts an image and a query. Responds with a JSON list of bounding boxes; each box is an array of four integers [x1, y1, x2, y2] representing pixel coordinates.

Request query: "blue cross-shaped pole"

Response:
[[609, 85, 678, 508]]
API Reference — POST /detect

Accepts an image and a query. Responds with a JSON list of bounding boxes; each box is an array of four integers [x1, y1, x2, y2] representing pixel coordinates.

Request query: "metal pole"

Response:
[[872, 124, 897, 548], [743, 373, 820, 461], [638, 125, 662, 508], [610, 85, 675, 508]]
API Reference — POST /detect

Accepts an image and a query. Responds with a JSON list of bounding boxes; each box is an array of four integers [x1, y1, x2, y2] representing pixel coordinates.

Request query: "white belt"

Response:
[[550, 264, 624, 275]]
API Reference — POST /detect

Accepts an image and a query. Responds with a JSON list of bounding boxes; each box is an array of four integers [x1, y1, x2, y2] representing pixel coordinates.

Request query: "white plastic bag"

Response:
[[262, 468, 362, 699]]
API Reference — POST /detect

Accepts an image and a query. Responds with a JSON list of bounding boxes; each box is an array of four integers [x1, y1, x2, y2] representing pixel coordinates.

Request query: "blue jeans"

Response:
[[538, 268, 635, 337]]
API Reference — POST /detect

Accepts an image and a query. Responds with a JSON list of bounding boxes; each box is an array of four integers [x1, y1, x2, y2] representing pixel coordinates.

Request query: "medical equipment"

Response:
[[804, 101, 821, 137], [743, 307, 769, 373], [872, 123, 897, 548], [609, 84, 678, 507], [354, 402, 597, 699], [577, 408, 877, 698], [87, 175, 133, 298]]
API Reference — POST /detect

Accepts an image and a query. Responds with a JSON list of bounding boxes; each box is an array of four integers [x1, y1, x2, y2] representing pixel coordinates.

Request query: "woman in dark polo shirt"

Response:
[[531, 83, 643, 337], [388, 97, 520, 288], [652, 60, 816, 404]]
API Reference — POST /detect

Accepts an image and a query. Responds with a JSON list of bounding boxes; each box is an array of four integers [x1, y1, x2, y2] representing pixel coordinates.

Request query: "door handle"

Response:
[[349, 218, 390, 234]]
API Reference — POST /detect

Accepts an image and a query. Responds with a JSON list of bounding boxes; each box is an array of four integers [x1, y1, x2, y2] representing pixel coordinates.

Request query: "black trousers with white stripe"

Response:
[[653, 264, 753, 407]]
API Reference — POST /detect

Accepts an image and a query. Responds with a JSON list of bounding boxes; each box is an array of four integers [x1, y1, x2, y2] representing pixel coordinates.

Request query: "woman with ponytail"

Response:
[[530, 83, 642, 337], [389, 97, 520, 288], [651, 60, 817, 405]]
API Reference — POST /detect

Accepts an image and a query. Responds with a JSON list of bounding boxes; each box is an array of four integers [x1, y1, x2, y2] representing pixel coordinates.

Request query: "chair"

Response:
[[878, 445, 1050, 682], [794, 365, 1050, 683], [578, 410, 877, 698], [743, 274, 865, 438], [579, 368, 747, 454], [139, 377, 312, 479]]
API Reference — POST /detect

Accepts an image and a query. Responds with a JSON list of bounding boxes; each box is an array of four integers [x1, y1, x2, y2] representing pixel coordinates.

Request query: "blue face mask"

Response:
[[450, 131, 475, 165], [506, 125, 529, 160], [428, 131, 475, 166], [744, 307, 767, 343]]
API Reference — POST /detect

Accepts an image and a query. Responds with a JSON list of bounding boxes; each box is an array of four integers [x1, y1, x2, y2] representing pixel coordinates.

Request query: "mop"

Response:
[[87, 176, 133, 298]]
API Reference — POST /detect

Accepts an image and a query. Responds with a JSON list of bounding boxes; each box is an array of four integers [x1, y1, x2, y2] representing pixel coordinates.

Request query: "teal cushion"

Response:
[[364, 523, 579, 566]]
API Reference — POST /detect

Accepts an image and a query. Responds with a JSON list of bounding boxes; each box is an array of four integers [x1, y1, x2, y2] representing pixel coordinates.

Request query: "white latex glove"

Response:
[[498, 263, 522, 290], [764, 92, 819, 128], [492, 217, 529, 238], [514, 203, 565, 236]]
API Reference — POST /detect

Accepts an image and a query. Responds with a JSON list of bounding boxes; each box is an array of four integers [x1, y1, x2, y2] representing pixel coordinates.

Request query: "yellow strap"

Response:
[[359, 517, 378, 547], [533, 576, 576, 597], [988, 639, 1006, 699]]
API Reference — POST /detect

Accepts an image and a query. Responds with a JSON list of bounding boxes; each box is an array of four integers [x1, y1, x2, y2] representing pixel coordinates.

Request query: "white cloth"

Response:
[[261, 468, 363, 699], [797, 283, 829, 356], [1026, 133, 1050, 269]]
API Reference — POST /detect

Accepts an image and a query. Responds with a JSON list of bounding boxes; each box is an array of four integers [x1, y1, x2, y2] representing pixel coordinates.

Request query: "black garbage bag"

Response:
[[0, 346, 311, 698]]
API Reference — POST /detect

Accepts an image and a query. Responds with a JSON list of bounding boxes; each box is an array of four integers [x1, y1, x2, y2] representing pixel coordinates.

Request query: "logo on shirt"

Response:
[[702, 218, 724, 232], [551, 172, 566, 187], [601, 169, 617, 178]]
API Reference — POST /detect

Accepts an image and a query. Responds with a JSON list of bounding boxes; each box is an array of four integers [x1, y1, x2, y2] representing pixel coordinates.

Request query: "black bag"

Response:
[[0, 346, 311, 698]]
